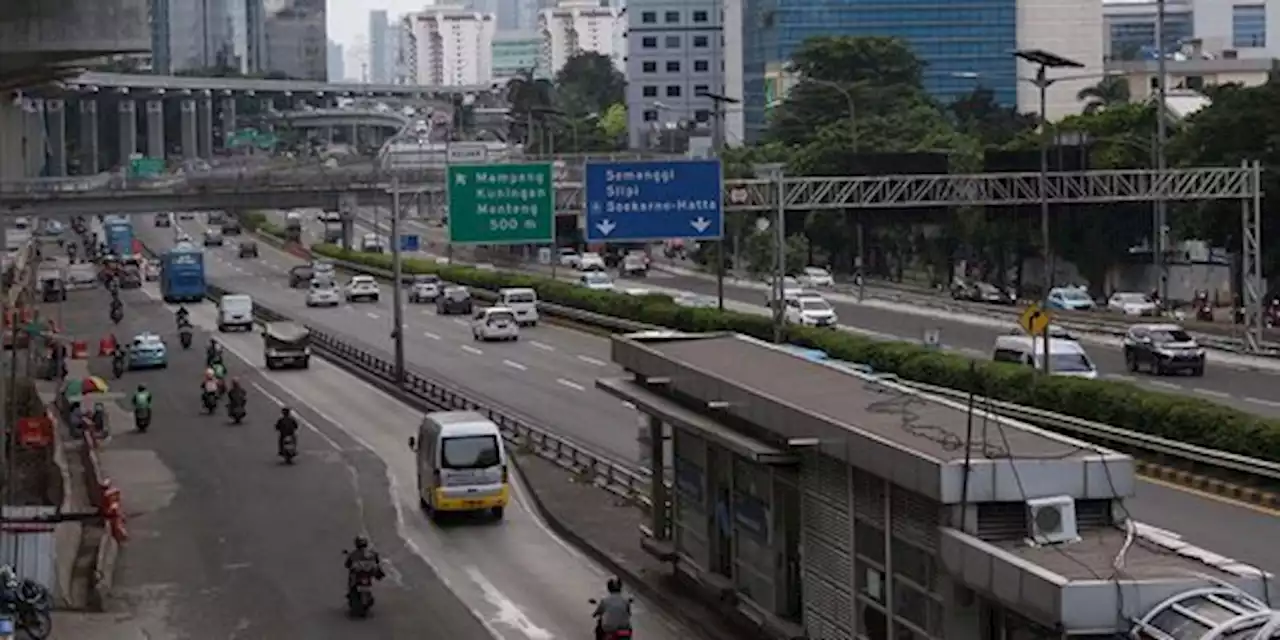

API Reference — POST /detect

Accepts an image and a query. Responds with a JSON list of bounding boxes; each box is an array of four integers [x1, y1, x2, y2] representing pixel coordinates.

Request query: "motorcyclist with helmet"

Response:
[[176, 306, 191, 329], [200, 368, 220, 411], [344, 535, 385, 590], [275, 407, 299, 457], [205, 338, 224, 367], [132, 384, 153, 431], [592, 577, 633, 639], [227, 377, 247, 420]]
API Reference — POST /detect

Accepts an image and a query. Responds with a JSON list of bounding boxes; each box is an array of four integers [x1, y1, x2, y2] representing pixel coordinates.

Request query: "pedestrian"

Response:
[[91, 402, 109, 439], [67, 401, 84, 436]]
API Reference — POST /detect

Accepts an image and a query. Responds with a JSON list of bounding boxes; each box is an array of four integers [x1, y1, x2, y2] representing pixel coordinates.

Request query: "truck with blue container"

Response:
[[160, 242, 206, 303], [102, 216, 134, 256]]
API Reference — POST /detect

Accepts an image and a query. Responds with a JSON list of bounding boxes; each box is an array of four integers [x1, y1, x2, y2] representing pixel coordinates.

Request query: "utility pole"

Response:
[[1154, 0, 1170, 305], [390, 178, 405, 384], [696, 90, 740, 312]]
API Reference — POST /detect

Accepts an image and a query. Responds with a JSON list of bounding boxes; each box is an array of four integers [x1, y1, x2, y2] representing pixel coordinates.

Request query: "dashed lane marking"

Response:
[[461, 345, 483, 355], [555, 378, 585, 391], [1246, 397, 1280, 408], [503, 359, 527, 371], [1104, 373, 1136, 382], [1147, 380, 1181, 390], [423, 331, 441, 340], [452, 318, 468, 327], [576, 355, 607, 367], [366, 312, 380, 319], [529, 341, 555, 352], [1194, 388, 1231, 399]]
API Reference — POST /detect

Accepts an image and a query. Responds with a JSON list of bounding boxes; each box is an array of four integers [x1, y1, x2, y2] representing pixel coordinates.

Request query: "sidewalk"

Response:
[[514, 451, 769, 640]]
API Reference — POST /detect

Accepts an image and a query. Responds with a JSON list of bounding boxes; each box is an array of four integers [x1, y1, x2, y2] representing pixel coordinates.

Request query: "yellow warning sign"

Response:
[[1019, 303, 1052, 337]]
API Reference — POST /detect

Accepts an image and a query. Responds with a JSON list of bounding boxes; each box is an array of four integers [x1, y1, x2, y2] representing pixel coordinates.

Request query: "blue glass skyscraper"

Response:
[[742, 0, 1018, 142]]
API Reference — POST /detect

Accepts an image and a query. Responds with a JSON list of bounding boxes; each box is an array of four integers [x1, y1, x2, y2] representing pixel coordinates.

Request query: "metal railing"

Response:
[[203, 284, 658, 510]]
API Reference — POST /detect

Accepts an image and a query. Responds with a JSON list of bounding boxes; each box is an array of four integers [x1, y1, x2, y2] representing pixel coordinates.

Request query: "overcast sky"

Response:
[[327, 0, 427, 63]]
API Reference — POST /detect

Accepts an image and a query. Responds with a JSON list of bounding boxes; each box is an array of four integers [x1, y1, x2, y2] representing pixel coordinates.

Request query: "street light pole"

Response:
[[390, 177, 405, 384], [697, 90, 742, 312], [1154, 0, 1170, 305]]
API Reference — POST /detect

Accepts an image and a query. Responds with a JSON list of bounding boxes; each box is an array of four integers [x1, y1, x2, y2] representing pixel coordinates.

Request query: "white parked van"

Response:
[[497, 287, 538, 326], [992, 335, 1097, 379], [217, 294, 254, 332], [409, 411, 509, 521]]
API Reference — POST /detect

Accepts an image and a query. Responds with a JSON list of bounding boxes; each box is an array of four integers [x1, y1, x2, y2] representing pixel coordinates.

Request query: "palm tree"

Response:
[[1077, 76, 1131, 114]]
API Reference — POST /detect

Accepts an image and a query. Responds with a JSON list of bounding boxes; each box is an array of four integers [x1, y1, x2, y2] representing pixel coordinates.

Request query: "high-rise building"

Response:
[[405, 6, 497, 86], [395, 15, 417, 84], [246, 0, 327, 80], [150, 0, 238, 74], [327, 39, 345, 81], [1102, 0, 1278, 62], [369, 10, 392, 83], [625, 0, 725, 149], [538, 0, 625, 77], [493, 31, 544, 80]]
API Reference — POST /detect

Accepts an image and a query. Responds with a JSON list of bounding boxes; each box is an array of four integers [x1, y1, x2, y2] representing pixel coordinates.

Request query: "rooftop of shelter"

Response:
[[995, 526, 1249, 581], [636, 333, 1093, 463]]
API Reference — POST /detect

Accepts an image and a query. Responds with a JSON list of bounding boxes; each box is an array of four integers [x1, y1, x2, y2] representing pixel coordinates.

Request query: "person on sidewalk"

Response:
[[67, 401, 84, 436], [90, 402, 109, 439]]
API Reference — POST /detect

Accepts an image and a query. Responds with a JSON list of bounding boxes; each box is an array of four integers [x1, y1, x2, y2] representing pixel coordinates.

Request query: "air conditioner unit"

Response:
[[1025, 495, 1079, 545]]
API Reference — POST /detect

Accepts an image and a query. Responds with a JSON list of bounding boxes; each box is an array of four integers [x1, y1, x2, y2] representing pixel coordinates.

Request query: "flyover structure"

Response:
[[604, 331, 1277, 640]]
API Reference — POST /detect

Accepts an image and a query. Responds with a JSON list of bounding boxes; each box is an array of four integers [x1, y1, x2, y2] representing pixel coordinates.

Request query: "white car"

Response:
[[579, 271, 615, 291], [577, 252, 606, 271], [784, 295, 839, 327], [344, 275, 381, 302], [360, 233, 385, 253], [143, 260, 161, 281], [306, 280, 342, 307], [798, 266, 834, 288], [319, 210, 342, 223], [472, 307, 519, 342], [767, 280, 809, 306], [1107, 291, 1159, 316], [557, 248, 579, 268], [408, 277, 442, 303]]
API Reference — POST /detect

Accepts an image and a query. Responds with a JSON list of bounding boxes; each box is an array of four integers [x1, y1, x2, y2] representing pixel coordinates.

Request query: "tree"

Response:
[[949, 87, 1037, 147], [505, 69, 554, 145], [598, 103, 628, 143], [742, 230, 811, 278], [554, 53, 625, 116], [1076, 76, 1130, 114]]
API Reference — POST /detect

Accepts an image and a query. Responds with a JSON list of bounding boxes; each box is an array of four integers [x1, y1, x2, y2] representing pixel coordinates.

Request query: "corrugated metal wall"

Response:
[[801, 452, 855, 639], [673, 429, 709, 569], [0, 506, 58, 593]]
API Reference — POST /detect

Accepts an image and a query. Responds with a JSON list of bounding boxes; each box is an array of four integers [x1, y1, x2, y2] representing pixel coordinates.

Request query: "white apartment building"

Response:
[[1104, 0, 1280, 61], [406, 6, 497, 87], [537, 0, 625, 76]]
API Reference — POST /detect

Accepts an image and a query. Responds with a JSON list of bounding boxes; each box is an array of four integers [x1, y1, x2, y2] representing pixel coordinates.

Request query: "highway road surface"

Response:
[[120, 267, 688, 640], [141, 217, 1280, 579]]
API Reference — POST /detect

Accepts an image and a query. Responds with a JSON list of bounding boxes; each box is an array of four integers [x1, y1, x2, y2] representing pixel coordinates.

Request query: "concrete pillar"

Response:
[[197, 95, 213, 159], [0, 101, 25, 181], [78, 99, 98, 175], [118, 99, 138, 167], [350, 124, 359, 148], [180, 98, 197, 159], [45, 100, 67, 177], [145, 99, 165, 160], [220, 97, 236, 149], [24, 99, 46, 177], [260, 98, 275, 132]]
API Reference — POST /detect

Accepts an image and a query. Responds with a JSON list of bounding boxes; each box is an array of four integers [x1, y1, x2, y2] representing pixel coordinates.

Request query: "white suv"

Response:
[[783, 294, 838, 327], [306, 280, 341, 307], [344, 275, 381, 302]]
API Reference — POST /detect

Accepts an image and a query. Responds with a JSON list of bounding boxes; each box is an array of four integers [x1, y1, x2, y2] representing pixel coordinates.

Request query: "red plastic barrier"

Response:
[[70, 340, 89, 359], [98, 334, 117, 356]]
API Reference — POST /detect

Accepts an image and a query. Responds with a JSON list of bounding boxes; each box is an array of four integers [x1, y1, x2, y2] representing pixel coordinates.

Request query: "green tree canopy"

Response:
[[554, 52, 625, 116]]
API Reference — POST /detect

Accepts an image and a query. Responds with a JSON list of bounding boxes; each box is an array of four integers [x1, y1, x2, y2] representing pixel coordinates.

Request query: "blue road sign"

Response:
[[584, 159, 723, 242], [399, 234, 420, 252]]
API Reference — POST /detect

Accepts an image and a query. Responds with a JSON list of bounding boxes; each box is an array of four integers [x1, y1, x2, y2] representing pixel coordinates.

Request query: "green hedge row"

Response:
[[238, 211, 283, 238], [308, 242, 1280, 464]]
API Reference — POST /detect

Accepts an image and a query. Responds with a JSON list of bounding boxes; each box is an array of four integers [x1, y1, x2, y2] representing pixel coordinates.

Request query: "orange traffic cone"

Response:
[[98, 334, 117, 356]]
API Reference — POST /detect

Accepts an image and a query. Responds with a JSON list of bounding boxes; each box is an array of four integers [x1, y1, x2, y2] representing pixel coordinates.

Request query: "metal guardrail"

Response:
[[298, 249, 1280, 487], [202, 283, 659, 510]]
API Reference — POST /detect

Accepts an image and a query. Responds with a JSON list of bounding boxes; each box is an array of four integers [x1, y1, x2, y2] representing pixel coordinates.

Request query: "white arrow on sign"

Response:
[[690, 217, 712, 233], [454, 173, 467, 186], [596, 220, 617, 236]]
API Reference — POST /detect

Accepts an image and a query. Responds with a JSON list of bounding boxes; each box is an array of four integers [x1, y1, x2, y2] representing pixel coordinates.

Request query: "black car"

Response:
[[288, 265, 314, 288], [1123, 323, 1205, 376], [154, 213, 171, 227], [436, 286, 473, 315], [238, 241, 259, 258], [40, 278, 66, 302]]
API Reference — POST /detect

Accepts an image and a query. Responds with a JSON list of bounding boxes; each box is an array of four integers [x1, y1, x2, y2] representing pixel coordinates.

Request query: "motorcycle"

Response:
[[1193, 290, 1214, 323], [280, 433, 298, 464], [202, 390, 218, 415], [588, 599, 634, 640], [109, 306, 123, 325], [111, 355, 126, 379], [0, 568, 51, 640], [346, 569, 375, 617], [228, 400, 245, 425], [179, 329, 193, 350], [135, 407, 151, 433]]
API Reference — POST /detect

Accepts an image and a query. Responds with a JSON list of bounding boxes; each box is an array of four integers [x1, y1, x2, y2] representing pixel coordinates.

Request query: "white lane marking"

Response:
[[529, 341, 555, 352], [1193, 388, 1230, 399], [422, 331, 441, 340], [576, 355, 607, 367], [452, 318, 468, 326], [366, 312, 380, 319], [556, 378, 585, 391], [502, 359, 527, 371], [1104, 373, 1136, 382], [465, 567, 554, 640], [461, 345, 483, 355], [1245, 397, 1280, 408], [420, 309, 433, 315], [1147, 380, 1181, 390]]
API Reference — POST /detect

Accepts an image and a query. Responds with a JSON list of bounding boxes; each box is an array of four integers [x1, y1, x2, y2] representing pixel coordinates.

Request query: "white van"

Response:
[[217, 294, 254, 332], [409, 411, 509, 521], [992, 335, 1097, 379], [497, 287, 538, 326]]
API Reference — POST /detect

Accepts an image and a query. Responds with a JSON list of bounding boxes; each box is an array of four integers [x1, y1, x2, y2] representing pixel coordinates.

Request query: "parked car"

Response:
[[1122, 323, 1205, 376]]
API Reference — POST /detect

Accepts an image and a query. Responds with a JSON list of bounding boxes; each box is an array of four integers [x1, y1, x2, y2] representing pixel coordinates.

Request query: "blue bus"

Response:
[[160, 242, 206, 302], [103, 218, 134, 256]]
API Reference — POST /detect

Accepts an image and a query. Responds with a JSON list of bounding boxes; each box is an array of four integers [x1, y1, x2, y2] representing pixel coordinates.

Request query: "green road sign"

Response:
[[447, 163, 555, 245], [128, 157, 163, 178]]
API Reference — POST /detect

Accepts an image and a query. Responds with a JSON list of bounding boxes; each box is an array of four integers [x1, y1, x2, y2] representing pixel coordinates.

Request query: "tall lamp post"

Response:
[[1013, 49, 1084, 374], [754, 162, 787, 343], [696, 90, 741, 311]]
